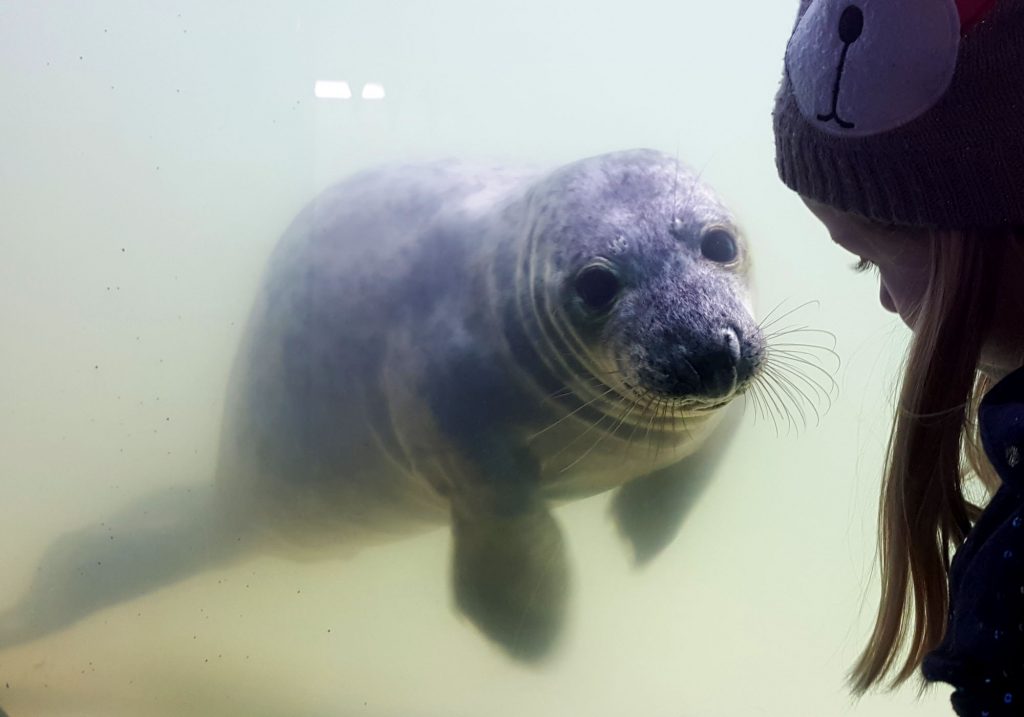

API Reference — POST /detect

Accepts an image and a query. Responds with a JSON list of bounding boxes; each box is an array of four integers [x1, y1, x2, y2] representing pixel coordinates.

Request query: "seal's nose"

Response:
[[838, 5, 864, 44], [667, 327, 740, 400], [692, 327, 740, 399]]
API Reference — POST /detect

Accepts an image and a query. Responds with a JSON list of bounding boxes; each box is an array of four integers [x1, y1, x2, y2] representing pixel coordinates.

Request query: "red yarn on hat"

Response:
[[956, 0, 999, 31]]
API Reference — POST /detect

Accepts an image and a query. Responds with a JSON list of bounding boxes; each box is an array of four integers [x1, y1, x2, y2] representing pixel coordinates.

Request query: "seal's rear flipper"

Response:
[[451, 505, 568, 662], [612, 404, 743, 564], [0, 482, 244, 650]]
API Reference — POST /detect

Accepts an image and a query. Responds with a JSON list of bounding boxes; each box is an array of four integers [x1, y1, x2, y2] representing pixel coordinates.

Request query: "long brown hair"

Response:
[[849, 227, 1008, 692]]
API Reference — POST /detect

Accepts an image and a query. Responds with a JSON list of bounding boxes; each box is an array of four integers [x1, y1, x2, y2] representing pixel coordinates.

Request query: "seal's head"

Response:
[[523, 149, 763, 411]]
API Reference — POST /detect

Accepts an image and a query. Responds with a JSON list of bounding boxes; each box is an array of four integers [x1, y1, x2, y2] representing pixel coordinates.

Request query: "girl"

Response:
[[773, 0, 1024, 714]]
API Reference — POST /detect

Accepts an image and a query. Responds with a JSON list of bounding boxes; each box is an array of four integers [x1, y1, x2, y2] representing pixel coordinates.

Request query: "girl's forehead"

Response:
[[803, 197, 928, 258]]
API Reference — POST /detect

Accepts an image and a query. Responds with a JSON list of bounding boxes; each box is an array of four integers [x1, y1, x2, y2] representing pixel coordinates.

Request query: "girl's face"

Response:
[[803, 197, 1024, 380], [803, 198, 932, 329]]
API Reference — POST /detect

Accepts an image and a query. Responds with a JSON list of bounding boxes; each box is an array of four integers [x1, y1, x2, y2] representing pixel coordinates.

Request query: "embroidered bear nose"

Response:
[[838, 5, 864, 44]]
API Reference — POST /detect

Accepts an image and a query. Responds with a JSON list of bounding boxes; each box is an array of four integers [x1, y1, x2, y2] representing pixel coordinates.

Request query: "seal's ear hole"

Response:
[[575, 265, 620, 312], [700, 229, 738, 264]]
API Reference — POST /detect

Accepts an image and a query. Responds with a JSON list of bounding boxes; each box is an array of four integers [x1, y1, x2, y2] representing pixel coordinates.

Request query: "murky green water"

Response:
[[0, 2, 951, 715]]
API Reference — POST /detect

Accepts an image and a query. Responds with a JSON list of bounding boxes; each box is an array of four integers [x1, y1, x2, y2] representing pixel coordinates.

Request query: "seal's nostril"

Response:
[[721, 327, 741, 364], [838, 5, 864, 44]]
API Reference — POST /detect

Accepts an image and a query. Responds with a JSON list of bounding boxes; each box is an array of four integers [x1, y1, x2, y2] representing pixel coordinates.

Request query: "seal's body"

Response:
[[0, 149, 763, 659]]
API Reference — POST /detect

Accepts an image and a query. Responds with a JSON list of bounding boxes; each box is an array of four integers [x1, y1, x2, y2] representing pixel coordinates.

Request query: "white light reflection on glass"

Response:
[[361, 83, 386, 100], [313, 80, 352, 99]]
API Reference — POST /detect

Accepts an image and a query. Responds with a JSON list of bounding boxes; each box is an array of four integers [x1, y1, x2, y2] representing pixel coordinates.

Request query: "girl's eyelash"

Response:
[[852, 258, 876, 273]]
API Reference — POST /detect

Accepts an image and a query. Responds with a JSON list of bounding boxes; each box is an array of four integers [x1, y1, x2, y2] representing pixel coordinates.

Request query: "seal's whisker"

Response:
[[549, 410, 615, 464], [643, 401, 661, 459], [542, 375, 609, 401], [753, 381, 775, 427], [767, 369, 807, 434], [651, 403, 670, 463], [757, 299, 822, 332], [765, 317, 843, 417], [680, 409, 693, 442], [667, 400, 693, 442], [624, 391, 657, 449], [548, 347, 625, 375], [607, 393, 642, 442], [770, 331, 839, 346], [756, 297, 798, 329], [772, 372, 806, 435], [763, 364, 819, 427], [769, 345, 840, 364], [741, 384, 757, 422], [548, 413, 610, 465], [769, 349, 843, 384], [763, 333, 838, 361], [750, 381, 779, 435], [679, 155, 713, 216], [559, 397, 640, 474], [770, 365, 834, 415], [765, 344, 840, 373], [770, 348, 839, 368], [755, 371, 795, 436], [768, 351, 839, 399], [770, 355, 837, 407], [762, 325, 838, 348], [526, 386, 618, 442], [740, 391, 753, 421], [762, 365, 810, 430], [545, 387, 575, 401], [648, 404, 662, 461], [548, 387, 655, 465], [745, 385, 768, 426]]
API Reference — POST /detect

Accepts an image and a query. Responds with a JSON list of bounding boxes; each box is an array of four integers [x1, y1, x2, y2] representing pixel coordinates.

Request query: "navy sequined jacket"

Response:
[[923, 367, 1024, 715]]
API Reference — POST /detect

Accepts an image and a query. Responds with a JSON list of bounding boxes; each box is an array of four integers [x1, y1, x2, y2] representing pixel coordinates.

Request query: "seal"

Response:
[[0, 149, 763, 659]]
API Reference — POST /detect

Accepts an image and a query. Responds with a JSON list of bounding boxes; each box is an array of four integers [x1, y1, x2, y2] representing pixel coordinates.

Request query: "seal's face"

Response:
[[568, 222, 760, 406], [528, 149, 764, 410]]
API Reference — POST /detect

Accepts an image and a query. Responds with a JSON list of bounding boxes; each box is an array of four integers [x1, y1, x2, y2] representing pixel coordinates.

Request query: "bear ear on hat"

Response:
[[956, 0, 999, 32]]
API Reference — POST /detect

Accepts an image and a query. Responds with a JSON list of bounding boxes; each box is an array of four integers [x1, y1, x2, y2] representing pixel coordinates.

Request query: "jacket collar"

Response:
[[979, 365, 1024, 486]]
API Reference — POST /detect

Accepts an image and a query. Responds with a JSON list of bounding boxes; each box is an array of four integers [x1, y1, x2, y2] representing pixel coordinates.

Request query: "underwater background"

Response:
[[1, 1, 953, 715]]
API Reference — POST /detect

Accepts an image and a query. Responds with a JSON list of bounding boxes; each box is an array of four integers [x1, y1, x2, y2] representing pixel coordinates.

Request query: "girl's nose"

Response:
[[879, 283, 897, 314]]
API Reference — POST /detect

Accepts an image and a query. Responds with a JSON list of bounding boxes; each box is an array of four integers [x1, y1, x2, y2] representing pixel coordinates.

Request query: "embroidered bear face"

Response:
[[785, 0, 999, 138]]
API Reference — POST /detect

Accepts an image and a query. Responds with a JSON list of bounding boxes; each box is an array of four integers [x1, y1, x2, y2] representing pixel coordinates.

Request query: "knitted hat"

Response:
[[773, 0, 1024, 229]]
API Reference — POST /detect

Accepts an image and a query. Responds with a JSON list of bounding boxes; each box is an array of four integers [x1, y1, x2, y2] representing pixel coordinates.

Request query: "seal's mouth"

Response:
[[613, 323, 764, 409], [619, 378, 745, 411], [689, 395, 738, 412]]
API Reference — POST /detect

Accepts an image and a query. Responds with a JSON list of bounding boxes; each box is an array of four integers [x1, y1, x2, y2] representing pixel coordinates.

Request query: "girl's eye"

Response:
[[852, 258, 876, 273]]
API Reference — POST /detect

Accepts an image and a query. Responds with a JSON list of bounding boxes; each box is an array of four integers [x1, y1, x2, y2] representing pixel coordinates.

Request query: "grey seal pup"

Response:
[[0, 148, 763, 659]]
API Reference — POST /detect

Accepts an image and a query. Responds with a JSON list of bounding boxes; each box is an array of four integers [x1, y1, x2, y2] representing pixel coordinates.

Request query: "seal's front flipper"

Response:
[[423, 344, 570, 659], [0, 482, 243, 649], [612, 404, 743, 564], [451, 503, 568, 661]]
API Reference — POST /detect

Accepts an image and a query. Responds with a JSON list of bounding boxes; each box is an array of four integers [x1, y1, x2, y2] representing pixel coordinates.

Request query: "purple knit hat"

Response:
[[773, 0, 1024, 229]]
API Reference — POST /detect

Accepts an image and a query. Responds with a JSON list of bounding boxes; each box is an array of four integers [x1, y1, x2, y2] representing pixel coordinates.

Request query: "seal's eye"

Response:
[[700, 229, 738, 264], [575, 265, 620, 312]]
